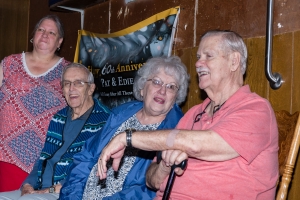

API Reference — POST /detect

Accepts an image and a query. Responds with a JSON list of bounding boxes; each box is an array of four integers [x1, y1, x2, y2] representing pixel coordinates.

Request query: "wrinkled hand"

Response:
[[54, 183, 62, 193], [34, 183, 61, 194], [21, 184, 62, 196], [161, 149, 188, 176], [34, 188, 48, 194], [21, 184, 34, 196], [97, 133, 127, 180], [147, 150, 188, 189]]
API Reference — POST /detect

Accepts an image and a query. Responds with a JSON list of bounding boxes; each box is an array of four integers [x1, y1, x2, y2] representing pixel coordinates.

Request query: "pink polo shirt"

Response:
[[155, 85, 278, 200]]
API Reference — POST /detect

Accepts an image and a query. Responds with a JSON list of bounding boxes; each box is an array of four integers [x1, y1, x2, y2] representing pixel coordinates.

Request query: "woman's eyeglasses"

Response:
[[147, 77, 179, 93]]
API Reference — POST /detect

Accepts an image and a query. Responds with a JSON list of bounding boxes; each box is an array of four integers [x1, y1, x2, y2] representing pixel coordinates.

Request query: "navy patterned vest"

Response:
[[35, 99, 110, 189]]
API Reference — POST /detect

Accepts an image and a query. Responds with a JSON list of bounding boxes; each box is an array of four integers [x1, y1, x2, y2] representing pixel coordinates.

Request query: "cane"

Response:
[[156, 151, 188, 200]]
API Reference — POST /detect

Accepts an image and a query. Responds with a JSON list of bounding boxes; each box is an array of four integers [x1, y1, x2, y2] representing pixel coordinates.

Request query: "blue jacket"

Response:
[[23, 99, 111, 189], [60, 100, 183, 200]]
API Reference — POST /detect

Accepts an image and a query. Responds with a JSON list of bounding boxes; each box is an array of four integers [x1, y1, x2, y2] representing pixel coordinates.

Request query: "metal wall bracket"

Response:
[[265, 0, 283, 89]]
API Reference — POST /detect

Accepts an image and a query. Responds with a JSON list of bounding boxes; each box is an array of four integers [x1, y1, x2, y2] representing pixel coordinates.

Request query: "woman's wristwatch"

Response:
[[49, 185, 56, 193], [125, 128, 136, 147]]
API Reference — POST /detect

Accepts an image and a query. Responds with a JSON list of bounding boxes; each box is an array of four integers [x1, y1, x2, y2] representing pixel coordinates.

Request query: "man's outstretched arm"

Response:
[[97, 129, 238, 179]]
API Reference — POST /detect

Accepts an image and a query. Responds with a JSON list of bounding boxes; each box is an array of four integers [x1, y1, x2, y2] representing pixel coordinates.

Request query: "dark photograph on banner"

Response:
[[74, 7, 180, 109]]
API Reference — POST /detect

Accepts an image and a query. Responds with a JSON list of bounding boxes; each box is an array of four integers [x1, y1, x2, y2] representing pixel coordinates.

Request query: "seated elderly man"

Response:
[[0, 63, 111, 200], [97, 30, 279, 200]]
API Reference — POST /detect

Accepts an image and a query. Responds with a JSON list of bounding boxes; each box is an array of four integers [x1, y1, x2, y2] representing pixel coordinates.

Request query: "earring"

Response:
[[30, 38, 33, 43], [57, 47, 60, 51]]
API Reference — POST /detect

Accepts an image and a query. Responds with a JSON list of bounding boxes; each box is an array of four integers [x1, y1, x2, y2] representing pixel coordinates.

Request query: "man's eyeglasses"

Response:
[[147, 78, 179, 93], [192, 101, 226, 129], [62, 80, 90, 88], [192, 110, 205, 130], [192, 102, 211, 129], [194, 110, 206, 123]]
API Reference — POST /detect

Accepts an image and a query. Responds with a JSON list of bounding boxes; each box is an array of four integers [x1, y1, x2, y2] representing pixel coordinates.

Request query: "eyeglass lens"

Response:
[[148, 78, 178, 93], [62, 80, 88, 88]]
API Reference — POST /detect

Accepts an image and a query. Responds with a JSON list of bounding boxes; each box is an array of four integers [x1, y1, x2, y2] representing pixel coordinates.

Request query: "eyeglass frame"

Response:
[[192, 101, 226, 129], [191, 101, 211, 129], [61, 80, 91, 88], [147, 77, 179, 93]]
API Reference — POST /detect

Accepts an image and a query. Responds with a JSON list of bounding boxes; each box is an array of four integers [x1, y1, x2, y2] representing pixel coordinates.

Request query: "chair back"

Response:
[[275, 110, 300, 200]]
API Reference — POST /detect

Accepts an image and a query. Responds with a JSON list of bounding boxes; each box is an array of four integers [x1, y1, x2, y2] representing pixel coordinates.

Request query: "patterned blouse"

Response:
[[0, 52, 69, 173], [82, 114, 161, 200]]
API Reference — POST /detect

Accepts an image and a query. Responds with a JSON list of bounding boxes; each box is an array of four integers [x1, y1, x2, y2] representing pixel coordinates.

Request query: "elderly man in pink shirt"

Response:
[[97, 30, 278, 200]]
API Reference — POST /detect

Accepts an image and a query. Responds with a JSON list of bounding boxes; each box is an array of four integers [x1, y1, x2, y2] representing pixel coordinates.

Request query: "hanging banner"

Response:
[[74, 6, 180, 108]]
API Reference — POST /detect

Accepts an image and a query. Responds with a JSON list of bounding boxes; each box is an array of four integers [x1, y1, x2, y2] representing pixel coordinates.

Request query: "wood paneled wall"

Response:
[[244, 32, 300, 114], [0, 0, 30, 59]]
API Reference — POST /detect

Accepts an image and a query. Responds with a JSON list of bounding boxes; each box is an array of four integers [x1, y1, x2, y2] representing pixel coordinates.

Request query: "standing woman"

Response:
[[0, 15, 70, 191]]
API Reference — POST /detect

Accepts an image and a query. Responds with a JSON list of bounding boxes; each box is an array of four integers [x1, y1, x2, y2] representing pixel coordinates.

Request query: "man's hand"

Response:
[[97, 133, 127, 180], [34, 188, 49, 194], [54, 183, 62, 193], [21, 183, 62, 196], [34, 183, 61, 194], [161, 150, 188, 176], [21, 184, 34, 196], [146, 150, 188, 189]]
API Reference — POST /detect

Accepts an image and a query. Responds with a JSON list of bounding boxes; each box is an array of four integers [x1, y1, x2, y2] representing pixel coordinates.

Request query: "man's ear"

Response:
[[88, 83, 96, 96], [230, 52, 241, 72]]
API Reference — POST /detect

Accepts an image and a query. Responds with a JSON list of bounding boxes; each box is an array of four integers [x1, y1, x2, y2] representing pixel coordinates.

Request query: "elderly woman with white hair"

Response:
[[60, 56, 189, 200]]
